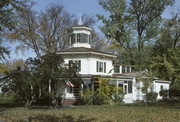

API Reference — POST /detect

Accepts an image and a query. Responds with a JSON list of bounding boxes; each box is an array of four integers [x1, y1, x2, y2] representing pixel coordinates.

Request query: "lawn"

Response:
[[0, 104, 180, 122]]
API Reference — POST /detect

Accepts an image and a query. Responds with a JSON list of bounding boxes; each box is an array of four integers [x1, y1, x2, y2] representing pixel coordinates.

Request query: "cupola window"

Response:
[[76, 33, 89, 43]]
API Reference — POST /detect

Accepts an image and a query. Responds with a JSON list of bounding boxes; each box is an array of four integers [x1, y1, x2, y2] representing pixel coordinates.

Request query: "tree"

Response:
[[0, 0, 29, 61], [151, 14, 180, 84], [0, 59, 25, 73], [137, 71, 155, 105], [0, 0, 29, 31], [97, 0, 174, 70], [94, 78, 121, 104], [1, 53, 81, 106], [7, 3, 97, 60]]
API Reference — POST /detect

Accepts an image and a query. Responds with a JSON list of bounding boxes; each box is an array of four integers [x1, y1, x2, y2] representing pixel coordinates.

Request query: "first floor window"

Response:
[[128, 81, 132, 93], [160, 85, 163, 90], [124, 85, 127, 94]]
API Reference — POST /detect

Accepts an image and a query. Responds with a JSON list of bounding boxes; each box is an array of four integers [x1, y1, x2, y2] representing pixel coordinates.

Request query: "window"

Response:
[[77, 33, 80, 42], [160, 85, 163, 90], [97, 61, 106, 73], [124, 85, 127, 94], [127, 66, 130, 72], [81, 34, 88, 43], [118, 84, 123, 93], [114, 66, 120, 73], [97, 61, 103, 72], [122, 66, 126, 73], [76, 33, 89, 43], [128, 81, 132, 93], [71, 34, 75, 44], [69, 60, 81, 72]]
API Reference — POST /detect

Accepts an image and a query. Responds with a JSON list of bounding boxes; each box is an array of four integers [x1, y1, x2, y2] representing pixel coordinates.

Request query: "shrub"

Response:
[[113, 91, 124, 103], [146, 92, 158, 102], [160, 89, 180, 102], [159, 90, 169, 100], [35, 93, 53, 106]]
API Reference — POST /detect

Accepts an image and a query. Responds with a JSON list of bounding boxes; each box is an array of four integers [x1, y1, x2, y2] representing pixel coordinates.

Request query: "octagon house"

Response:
[[56, 20, 170, 104]]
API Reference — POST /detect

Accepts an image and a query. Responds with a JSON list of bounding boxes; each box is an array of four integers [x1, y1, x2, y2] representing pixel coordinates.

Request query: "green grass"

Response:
[[0, 104, 180, 122]]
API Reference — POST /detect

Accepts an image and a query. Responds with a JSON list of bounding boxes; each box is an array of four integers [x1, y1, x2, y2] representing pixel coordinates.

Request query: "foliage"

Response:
[[1, 53, 80, 106], [0, 0, 29, 31], [159, 90, 169, 100], [94, 78, 122, 104], [160, 89, 180, 102], [0, 59, 25, 74], [97, 0, 175, 70], [0, 0, 29, 61], [137, 71, 154, 93], [6, 3, 96, 60], [79, 90, 94, 105], [146, 92, 158, 102], [79, 78, 123, 105], [150, 15, 180, 82]]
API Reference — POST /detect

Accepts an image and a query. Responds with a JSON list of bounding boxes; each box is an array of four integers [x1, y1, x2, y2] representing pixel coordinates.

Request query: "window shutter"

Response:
[[96, 61, 98, 72], [104, 62, 106, 73], [78, 60, 81, 72]]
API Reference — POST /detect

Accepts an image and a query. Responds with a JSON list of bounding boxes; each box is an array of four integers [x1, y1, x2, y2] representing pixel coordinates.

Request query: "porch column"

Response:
[[49, 79, 51, 92]]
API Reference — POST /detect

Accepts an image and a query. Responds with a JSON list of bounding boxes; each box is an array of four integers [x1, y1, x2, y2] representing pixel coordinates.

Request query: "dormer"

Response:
[[67, 17, 92, 48]]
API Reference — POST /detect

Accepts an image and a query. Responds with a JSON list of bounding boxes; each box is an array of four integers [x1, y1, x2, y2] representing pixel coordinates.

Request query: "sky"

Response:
[[7, 0, 180, 61]]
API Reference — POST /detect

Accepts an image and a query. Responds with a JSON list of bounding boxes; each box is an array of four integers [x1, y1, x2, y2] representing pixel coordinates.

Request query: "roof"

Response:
[[113, 72, 170, 82], [67, 25, 92, 32], [113, 72, 142, 77], [58, 47, 116, 58]]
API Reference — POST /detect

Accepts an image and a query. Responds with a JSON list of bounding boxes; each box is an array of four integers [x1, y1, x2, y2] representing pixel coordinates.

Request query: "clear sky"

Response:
[[32, 0, 180, 18], [7, 0, 180, 61]]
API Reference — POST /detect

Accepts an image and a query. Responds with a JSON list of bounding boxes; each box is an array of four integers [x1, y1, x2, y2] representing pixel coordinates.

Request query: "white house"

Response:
[[57, 20, 170, 104]]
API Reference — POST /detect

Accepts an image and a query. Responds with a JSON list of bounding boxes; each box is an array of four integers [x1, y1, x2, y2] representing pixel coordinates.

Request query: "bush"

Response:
[[146, 92, 158, 102], [160, 89, 180, 102], [159, 90, 169, 100], [93, 92, 109, 105], [35, 93, 53, 106], [113, 91, 124, 103]]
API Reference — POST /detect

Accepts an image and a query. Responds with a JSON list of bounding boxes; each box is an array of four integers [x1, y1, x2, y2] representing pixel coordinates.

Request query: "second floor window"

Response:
[[97, 61, 106, 73], [69, 60, 81, 72], [114, 66, 120, 73], [122, 66, 126, 73]]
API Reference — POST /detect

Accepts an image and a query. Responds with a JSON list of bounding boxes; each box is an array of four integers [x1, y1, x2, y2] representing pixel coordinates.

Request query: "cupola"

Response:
[[67, 16, 92, 48]]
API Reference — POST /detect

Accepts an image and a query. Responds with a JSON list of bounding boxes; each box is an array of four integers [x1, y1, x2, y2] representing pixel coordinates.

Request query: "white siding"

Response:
[[62, 55, 114, 76], [153, 81, 170, 99]]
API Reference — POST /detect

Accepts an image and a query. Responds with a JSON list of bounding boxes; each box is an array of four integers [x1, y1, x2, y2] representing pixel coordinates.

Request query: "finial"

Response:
[[78, 13, 83, 25]]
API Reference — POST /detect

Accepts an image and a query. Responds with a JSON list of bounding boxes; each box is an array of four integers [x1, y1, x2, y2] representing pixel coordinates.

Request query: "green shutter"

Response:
[[78, 60, 81, 72], [104, 62, 106, 73], [97, 61, 98, 72]]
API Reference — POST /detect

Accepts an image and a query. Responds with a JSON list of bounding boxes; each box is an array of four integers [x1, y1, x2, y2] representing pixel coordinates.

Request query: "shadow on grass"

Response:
[[117, 101, 180, 109], [28, 114, 98, 122], [0, 102, 23, 112]]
